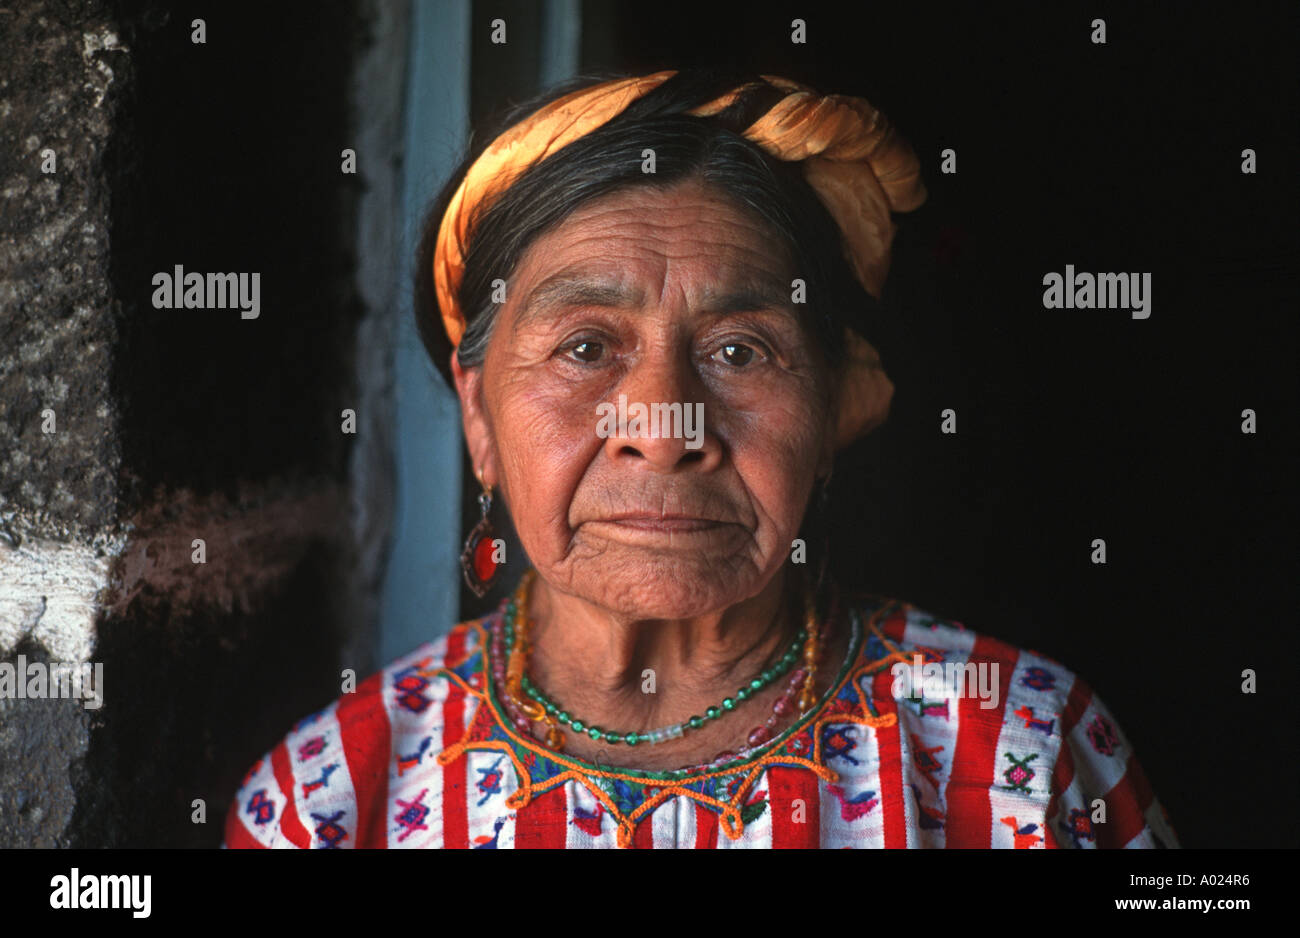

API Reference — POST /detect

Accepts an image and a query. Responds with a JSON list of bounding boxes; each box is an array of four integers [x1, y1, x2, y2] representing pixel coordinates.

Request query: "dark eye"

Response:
[[566, 340, 604, 363], [714, 343, 757, 367]]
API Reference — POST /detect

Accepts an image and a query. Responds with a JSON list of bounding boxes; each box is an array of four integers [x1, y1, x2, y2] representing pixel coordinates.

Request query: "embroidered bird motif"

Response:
[[473, 816, 508, 848], [1013, 704, 1055, 735], [475, 756, 505, 806], [397, 736, 432, 776], [302, 763, 339, 799], [910, 733, 945, 790], [908, 783, 945, 830], [1000, 815, 1043, 849], [827, 784, 879, 821]]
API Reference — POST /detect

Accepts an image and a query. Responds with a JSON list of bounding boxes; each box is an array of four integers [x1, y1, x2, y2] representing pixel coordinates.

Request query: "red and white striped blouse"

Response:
[[222, 594, 1178, 849]]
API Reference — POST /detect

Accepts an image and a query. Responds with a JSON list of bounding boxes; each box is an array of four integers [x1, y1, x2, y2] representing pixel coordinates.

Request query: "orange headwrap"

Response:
[[433, 70, 927, 447]]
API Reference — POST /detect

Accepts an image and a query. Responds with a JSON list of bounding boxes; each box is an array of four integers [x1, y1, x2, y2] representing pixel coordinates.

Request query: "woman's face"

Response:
[[454, 177, 838, 618]]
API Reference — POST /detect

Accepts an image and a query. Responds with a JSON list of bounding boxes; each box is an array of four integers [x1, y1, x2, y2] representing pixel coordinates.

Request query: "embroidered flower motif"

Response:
[[394, 788, 431, 842], [822, 724, 861, 765], [1064, 807, 1095, 847], [1019, 666, 1057, 691], [1085, 714, 1119, 755], [297, 736, 327, 760], [1001, 752, 1038, 794]]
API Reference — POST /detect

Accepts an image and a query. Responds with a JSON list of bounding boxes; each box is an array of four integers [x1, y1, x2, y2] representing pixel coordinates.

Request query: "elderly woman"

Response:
[[223, 69, 1178, 849]]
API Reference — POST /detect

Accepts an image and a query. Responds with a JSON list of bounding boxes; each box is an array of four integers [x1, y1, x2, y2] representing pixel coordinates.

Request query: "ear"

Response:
[[817, 362, 843, 480], [829, 331, 894, 452], [450, 350, 498, 488]]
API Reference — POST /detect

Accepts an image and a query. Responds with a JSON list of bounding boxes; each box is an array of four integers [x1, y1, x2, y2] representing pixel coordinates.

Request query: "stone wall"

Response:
[[0, 0, 402, 847]]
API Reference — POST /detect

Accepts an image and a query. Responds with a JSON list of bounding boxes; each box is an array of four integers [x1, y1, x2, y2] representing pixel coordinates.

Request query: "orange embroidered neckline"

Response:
[[436, 596, 913, 847]]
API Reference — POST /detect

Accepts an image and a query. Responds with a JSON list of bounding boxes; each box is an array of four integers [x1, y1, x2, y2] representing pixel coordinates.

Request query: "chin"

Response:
[[566, 552, 765, 620]]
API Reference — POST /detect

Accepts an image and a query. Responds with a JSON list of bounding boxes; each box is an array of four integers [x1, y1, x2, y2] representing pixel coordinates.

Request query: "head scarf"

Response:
[[433, 70, 927, 447]]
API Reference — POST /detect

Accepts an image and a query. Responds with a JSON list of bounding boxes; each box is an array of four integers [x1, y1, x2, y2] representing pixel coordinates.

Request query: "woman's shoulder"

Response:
[[221, 616, 492, 848], [845, 591, 1131, 750], [846, 591, 1088, 706], [844, 592, 1179, 848]]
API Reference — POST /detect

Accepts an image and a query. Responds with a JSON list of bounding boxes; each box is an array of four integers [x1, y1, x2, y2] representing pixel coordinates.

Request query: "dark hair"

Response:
[[413, 67, 887, 390]]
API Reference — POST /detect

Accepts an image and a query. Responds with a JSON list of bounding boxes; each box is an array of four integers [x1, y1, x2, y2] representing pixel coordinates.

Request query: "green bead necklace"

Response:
[[499, 579, 811, 749]]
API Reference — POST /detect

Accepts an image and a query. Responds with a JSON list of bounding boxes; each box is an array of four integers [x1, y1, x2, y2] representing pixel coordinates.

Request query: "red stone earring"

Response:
[[461, 470, 502, 597]]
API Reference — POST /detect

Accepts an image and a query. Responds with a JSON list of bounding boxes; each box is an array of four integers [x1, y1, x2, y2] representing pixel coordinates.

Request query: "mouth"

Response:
[[580, 513, 737, 543], [599, 514, 725, 533]]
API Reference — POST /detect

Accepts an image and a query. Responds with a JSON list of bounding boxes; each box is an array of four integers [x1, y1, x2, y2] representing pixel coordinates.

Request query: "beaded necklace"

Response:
[[494, 570, 834, 770]]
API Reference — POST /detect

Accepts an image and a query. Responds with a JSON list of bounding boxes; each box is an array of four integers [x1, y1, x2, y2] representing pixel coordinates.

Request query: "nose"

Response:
[[600, 347, 723, 473]]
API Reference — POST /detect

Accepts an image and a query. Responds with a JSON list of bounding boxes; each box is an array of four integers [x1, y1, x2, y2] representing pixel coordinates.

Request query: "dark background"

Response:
[[477, 0, 1300, 847], [18, 0, 1290, 847]]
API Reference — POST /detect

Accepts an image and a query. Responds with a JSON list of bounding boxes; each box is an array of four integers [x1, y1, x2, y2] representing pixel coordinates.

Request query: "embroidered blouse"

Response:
[[221, 594, 1179, 849]]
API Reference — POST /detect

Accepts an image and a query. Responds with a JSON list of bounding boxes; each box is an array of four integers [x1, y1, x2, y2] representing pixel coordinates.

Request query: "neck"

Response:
[[526, 567, 798, 733]]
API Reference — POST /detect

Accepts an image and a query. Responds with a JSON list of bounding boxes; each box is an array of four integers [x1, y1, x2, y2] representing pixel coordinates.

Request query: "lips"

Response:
[[599, 514, 725, 532], [569, 486, 743, 535]]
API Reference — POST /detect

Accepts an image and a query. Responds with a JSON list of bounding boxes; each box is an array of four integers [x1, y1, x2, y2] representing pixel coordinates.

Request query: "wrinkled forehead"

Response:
[[510, 263, 799, 333], [504, 181, 800, 330]]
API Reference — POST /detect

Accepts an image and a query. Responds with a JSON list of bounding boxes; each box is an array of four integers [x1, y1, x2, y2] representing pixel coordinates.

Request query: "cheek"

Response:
[[717, 383, 827, 525], [488, 378, 599, 538], [731, 425, 820, 539]]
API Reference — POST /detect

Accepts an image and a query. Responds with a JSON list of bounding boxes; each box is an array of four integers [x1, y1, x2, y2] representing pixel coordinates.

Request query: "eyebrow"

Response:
[[513, 270, 796, 331], [699, 279, 795, 317], [514, 274, 643, 332]]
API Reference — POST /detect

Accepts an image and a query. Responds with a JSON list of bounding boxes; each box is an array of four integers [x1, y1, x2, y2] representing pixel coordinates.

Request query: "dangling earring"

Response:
[[461, 469, 502, 597]]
